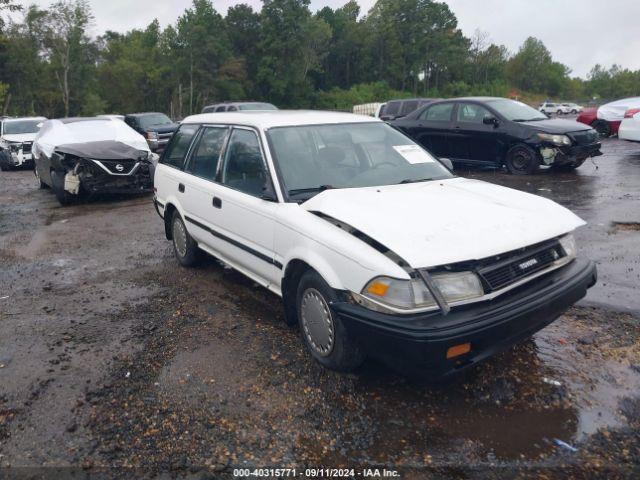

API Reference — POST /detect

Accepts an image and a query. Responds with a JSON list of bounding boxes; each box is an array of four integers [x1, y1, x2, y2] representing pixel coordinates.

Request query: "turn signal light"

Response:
[[366, 281, 389, 297], [446, 343, 471, 359]]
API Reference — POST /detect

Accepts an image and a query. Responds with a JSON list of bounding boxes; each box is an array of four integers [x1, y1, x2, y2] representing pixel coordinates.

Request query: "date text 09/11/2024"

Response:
[[232, 468, 400, 478]]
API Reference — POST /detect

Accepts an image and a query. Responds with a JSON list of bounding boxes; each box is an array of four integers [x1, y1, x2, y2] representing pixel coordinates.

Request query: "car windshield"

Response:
[[4, 120, 41, 134], [238, 103, 277, 111], [267, 122, 453, 201], [139, 114, 172, 129], [487, 99, 547, 122]]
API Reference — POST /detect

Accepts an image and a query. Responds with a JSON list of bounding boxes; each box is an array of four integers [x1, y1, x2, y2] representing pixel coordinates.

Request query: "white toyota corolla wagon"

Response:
[[153, 111, 597, 377]]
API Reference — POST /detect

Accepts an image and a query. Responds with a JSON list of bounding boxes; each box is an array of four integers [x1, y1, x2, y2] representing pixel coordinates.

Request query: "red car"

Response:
[[578, 97, 640, 137]]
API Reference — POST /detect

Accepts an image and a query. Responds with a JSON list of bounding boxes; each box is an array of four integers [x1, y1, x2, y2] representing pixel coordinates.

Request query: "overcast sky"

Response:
[[13, 0, 640, 78]]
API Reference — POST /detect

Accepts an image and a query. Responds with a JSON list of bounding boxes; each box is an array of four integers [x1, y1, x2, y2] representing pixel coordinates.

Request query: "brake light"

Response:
[[624, 108, 640, 119]]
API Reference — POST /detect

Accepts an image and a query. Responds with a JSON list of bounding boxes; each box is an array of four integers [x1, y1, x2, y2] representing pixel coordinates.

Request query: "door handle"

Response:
[[178, 183, 185, 193], [212, 197, 222, 209]]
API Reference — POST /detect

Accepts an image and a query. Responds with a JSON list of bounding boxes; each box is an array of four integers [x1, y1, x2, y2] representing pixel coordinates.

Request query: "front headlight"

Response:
[[146, 131, 159, 141], [431, 271, 484, 303], [537, 133, 572, 146], [357, 271, 484, 313], [558, 234, 577, 260], [359, 276, 437, 311]]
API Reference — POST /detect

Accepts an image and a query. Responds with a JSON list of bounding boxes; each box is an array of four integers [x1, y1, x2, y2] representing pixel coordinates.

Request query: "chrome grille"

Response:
[[477, 242, 565, 292]]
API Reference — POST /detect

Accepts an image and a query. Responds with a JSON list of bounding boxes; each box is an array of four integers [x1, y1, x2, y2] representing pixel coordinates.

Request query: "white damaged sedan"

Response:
[[153, 111, 597, 377]]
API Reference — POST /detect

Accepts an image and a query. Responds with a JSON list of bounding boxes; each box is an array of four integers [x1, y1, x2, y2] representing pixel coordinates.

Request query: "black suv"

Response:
[[391, 97, 602, 174], [379, 98, 440, 121], [201, 102, 278, 114], [124, 113, 178, 153]]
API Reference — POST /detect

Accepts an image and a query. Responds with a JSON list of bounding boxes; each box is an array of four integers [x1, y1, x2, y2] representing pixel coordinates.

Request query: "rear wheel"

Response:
[[557, 110, 563, 115], [591, 120, 611, 137], [505, 144, 539, 175], [50, 170, 75, 205], [296, 270, 365, 372], [171, 211, 201, 267]]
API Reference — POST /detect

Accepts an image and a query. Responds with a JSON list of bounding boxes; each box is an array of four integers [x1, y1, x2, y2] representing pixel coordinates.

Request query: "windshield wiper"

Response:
[[287, 185, 335, 197], [399, 178, 434, 184]]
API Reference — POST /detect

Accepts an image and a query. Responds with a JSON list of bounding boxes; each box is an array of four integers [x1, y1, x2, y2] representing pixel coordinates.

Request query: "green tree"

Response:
[[40, 0, 94, 116], [256, 0, 323, 106]]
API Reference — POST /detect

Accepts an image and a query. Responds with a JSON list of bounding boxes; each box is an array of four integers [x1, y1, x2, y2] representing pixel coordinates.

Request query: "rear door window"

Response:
[[185, 127, 229, 181], [400, 101, 419, 116], [420, 103, 454, 122], [215, 106, 227, 112], [161, 124, 199, 169]]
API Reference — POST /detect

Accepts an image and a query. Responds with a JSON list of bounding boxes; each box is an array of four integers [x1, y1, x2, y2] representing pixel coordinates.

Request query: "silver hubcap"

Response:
[[301, 288, 334, 356], [173, 218, 188, 258]]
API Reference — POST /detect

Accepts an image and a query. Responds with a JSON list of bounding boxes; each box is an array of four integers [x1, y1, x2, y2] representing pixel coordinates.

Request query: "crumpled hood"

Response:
[[520, 118, 592, 134], [2, 133, 37, 143], [302, 177, 585, 268]]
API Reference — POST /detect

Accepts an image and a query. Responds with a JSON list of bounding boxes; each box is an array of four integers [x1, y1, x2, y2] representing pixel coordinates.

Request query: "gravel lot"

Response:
[[1, 136, 639, 478]]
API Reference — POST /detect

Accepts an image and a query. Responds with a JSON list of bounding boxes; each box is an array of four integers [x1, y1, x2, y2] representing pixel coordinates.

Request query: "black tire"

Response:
[[571, 109, 578, 114], [171, 210, 201, 267], [557, 110, 563, 115], [50, 170, 75, 205], [0, 151, 11, 171], [505, 144, 540, 175], [591, 120, 611, 138], [296, 270, 365, 372]]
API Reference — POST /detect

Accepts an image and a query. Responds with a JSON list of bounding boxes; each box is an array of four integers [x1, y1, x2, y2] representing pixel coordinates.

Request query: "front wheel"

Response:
[[171, 211, 201, 267], [34, 166, 47, 189], [50, 170, 75, 205], [296, 270, 365, 372], [0, 151, 11, 171], [505, 144, 540, 175]]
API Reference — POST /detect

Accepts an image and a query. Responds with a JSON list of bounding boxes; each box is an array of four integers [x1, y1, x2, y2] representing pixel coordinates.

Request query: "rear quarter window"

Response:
[[385, 101, 401, 116], [160, 124, 199, 169]]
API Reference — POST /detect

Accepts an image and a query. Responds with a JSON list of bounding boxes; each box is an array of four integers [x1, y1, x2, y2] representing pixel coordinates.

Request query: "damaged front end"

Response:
[[1, 141, 34, 168], [534, 130, 602, 167], [51, 141, 154, 196]]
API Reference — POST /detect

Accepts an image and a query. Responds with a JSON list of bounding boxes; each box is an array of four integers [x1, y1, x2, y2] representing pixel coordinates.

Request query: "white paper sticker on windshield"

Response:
[[393, 145, 435, 164]]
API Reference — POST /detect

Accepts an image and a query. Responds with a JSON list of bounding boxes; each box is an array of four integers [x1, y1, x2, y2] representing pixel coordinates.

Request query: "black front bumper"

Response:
[[557, 142, 602, 163], [332, 258, 597, 378]]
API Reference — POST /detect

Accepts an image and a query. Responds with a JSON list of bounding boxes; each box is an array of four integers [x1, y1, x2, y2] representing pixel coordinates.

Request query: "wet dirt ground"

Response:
[[1, 137, 639, 479]]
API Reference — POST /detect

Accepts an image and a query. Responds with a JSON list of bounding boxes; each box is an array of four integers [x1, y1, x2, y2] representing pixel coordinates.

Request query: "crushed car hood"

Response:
[[55, 140, 150, 161], [2, 133, 37, 143], [520, 118, 592, 134], [302, 177, 585, 268]]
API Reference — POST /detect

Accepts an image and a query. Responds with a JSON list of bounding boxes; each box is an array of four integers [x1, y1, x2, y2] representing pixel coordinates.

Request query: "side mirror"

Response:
[[439, 158, 453, 170], [482, 115, 499, 127]]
